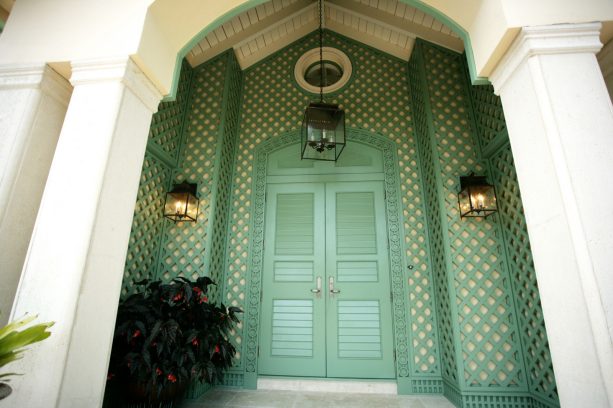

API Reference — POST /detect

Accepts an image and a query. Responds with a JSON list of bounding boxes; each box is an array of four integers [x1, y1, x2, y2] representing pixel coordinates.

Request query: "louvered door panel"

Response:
[[258, 183, 326, 377], [325, 181, 395, 379]]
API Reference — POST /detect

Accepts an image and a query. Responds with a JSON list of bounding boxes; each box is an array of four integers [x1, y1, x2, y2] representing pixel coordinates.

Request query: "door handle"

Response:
[[329, 276, 341, 295], [311, 276, 322, 295]]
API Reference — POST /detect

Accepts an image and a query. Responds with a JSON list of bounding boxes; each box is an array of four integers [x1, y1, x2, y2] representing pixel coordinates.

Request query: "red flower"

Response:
[[132, 329, 141, 338], [156, 368, 162, 376], [192, 286, 202, 294], [173, 292, 183, 302], [167, 373, 177, 383], [199, 295, 208, 304], [192, 338, 199, 346], [214, 345, 220, 354]]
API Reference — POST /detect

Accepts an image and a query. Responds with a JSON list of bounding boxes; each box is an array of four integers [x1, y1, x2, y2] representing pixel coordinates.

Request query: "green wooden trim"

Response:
[[413, 40, 465, 388], [406, 45, 443, 381], [267, 173, 384, 183], [174, 62, 196, 167], [405, 1, 487, 85], [481, 129, 509, 159], [244, 128, 410, 384], [201, 51, 234, 281], [145, 140, 178, 169], [0, 19, 5, 33]]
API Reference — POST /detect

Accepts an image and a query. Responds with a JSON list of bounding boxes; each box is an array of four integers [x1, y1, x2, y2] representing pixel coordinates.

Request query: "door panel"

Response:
[[258, 183, 326, 377], [258, 181, 394, 379], [325, 182, 395, 378]]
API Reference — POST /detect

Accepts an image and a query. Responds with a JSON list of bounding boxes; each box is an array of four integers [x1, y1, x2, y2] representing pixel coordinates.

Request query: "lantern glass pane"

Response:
[[468, 185, 497, 213], [458, 189, 471, 217], [164, 192, 187, 221], [186, 194, 199, 221]]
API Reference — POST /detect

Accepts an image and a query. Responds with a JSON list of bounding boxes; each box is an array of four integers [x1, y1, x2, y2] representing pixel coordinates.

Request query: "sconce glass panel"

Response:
[[301, 102, 346, 161], [458, 175, 498, 218], [164, 182, 199, 223]]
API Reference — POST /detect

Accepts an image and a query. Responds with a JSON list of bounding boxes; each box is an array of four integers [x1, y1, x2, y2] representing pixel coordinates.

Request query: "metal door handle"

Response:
[[311, 276, 322, 294], [329, 276, 341, 294]]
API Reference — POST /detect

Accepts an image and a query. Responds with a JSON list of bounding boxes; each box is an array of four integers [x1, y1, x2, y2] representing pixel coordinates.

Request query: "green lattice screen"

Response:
[[408, 47, 457, 391], [155, 56, 227, 285], [423, 43, 525, 390], [468, 74, 558, 407], [148, 60, 193, 163], [122, 153, 173, 296], [489, 144, 558, 407], [121, 60, 193, 297], [469, 84, 506, 152], [226, 31, 439, 384]]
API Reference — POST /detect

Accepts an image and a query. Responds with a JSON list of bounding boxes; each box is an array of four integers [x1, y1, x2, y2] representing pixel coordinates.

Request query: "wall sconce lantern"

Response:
[[300, 0, 346, 162], [163, 182, 199, 222], [458, 173, 498, 218]]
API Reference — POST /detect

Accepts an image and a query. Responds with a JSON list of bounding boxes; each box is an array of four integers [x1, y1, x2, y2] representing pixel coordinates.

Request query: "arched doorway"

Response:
[[246, 129, 409, 388]]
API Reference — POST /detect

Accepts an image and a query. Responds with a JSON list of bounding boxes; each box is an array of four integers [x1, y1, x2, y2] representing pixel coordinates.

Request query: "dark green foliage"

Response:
[[107, 277, 242, 397]]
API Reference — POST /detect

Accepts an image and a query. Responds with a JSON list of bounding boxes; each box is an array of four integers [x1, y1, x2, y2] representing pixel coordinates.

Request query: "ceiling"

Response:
[[186, 0, 463, 69]]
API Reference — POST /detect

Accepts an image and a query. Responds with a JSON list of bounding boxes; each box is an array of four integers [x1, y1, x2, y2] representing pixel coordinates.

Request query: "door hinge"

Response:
[[260, 290, 263, 302], [258, 346, 260, 357], [390, 291, 393, 302], [393, 350, 396, 362]]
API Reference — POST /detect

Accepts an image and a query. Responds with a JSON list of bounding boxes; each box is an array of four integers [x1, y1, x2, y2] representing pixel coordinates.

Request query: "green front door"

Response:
[[258, 181, 395, 379]]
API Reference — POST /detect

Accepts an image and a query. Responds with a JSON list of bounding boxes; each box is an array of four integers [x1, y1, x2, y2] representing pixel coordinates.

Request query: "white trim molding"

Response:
[[490, 22, 603, 94], [71, 57, 162, 112]]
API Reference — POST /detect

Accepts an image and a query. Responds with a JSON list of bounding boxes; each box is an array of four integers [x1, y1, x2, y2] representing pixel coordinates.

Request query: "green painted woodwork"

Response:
[[119, 26, 557, 407], [259, 183, 326, 377], [232, 32, 425, 389], [258, 179, 395, 379], [408, 39, 559, 407], [326, 181, 395, 379]]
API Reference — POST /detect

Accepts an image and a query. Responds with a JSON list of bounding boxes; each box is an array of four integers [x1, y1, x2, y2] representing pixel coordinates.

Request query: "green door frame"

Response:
[[243, 129, 412, 392]]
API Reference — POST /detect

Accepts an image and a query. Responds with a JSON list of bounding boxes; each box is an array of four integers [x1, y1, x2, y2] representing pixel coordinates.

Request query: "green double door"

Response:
[[258, 181, 395, 379]]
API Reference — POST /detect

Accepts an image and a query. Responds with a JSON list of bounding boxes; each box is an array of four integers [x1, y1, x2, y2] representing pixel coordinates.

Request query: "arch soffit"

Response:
[[144, 0, 483, 101]]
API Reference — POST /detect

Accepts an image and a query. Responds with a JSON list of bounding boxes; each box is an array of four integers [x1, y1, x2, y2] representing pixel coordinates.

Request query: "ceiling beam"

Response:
[[187, 0, 315, 67], [327, 0, 463, 53]]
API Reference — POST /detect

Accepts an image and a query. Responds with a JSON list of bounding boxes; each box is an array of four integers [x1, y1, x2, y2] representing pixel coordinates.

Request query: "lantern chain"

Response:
[[319, 0, 324, 103]]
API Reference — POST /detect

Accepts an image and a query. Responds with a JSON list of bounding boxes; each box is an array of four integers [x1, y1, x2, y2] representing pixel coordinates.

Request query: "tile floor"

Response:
[[184, 388, 455, 408]]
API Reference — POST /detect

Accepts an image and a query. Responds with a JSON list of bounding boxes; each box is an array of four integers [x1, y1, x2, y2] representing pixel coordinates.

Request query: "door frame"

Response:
[[243, 129, 410, 389]]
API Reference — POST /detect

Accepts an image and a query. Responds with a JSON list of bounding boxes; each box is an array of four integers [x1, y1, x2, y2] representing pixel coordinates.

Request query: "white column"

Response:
[[491, 23, 613, 407], [6, 57, 161, 408], [0, 65, 71, 325]]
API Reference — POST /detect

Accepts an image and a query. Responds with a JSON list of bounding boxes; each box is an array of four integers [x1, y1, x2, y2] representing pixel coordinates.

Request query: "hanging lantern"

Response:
[[163, 182, 199, 222], [457, 174, 498, 218], [300, 0, 346, 161], [301, 102, 346, 161]]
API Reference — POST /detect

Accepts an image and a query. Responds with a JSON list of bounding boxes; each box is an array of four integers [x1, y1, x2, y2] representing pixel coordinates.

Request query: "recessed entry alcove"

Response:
[[112, 5, 558, 408]]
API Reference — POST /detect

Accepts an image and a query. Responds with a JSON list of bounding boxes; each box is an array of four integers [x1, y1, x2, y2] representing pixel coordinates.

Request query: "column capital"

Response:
[[0, 64, 72, 105], [71, 57, 162, 112], [490, 22, 603, 93]]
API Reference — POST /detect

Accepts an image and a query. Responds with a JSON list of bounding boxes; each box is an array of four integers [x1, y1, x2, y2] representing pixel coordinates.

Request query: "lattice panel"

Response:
[[148, 60, 193, 162], [490, 145, 559, 405], [225, 31, 436, 378], [156, 57, 227, 283], [470, 84, 506, 150], [408, 48, 457, 384], [422, 44, 525, 389], [122, 153, 172, 297]]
